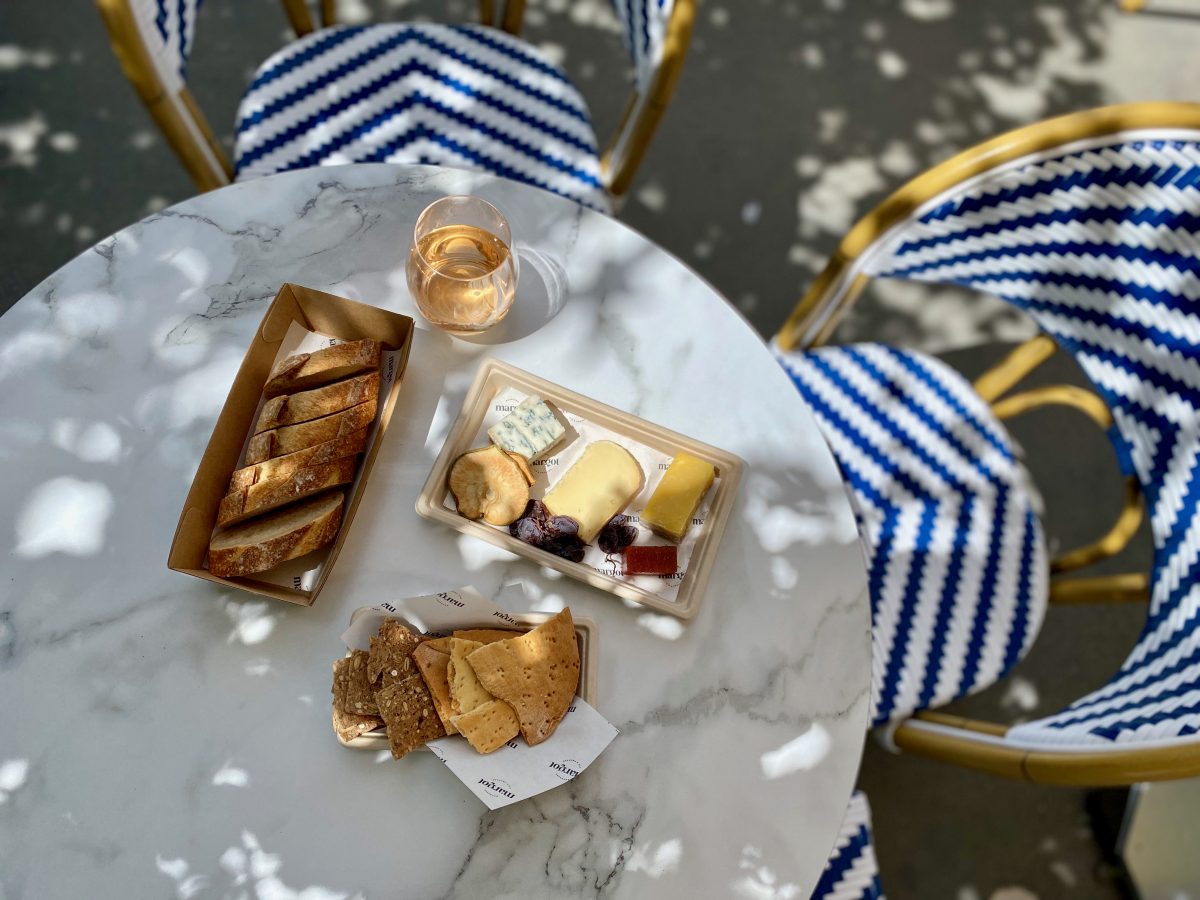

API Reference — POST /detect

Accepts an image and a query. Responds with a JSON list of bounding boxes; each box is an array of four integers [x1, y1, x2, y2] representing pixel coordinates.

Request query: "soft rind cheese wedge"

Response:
[[543, 441, 643, 543], [640, 452, 715, 542], [488, 397, 565, 460]]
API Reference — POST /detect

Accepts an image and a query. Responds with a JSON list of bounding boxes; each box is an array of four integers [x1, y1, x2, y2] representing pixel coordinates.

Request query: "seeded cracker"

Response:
[[333, 650, 379, 717], [376, 675, 446, 759], [367, 619, 422, 687], [332, 703, 383, 744]]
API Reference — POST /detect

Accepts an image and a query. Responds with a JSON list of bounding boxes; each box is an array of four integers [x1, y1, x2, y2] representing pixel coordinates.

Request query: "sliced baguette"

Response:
[[218, 456, 359, 527], [253, 371, 379, 435], [245, 398, 377, 465], [229, 427, 369, 493], [208, 491, 345, 578], [264, 339, 381, 398]]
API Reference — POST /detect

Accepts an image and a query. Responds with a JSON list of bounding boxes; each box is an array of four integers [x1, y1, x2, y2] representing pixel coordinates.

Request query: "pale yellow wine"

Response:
[[408, 224, 515, 332]]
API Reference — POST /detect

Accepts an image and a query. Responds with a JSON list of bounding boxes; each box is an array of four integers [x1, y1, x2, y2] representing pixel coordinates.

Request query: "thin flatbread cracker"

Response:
[[375, 675, 446, 759], [332, 704, 383, 744], [453, 628, 522, 644], [422, 636, 452, 654], [367, 619, 422, 687], [447, 638, 491, 716], [451, 699, 520, 754], [412, 643, 458, 735], [466, 608, 579, 746], [333, 650, 379, 717]]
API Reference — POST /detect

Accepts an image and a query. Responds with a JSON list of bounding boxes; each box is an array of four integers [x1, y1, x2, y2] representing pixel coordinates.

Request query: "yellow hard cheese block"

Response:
[[543, 441, 643, 543], [640, 452, 715, 542]]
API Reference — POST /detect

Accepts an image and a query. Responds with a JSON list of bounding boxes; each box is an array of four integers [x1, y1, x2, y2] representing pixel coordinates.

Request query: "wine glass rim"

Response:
[[411, 195, 512, 280]]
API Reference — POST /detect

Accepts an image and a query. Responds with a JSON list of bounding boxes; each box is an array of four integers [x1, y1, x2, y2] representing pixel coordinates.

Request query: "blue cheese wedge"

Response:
[[488, 397, 565, 460]]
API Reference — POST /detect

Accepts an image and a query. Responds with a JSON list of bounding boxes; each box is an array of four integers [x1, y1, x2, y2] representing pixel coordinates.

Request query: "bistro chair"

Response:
[[810, 792, 885, 900], [94, 0, 694, 211], [775, 102, 1200, 785]]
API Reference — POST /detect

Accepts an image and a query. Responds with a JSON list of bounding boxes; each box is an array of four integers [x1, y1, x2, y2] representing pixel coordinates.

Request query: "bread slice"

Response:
[[253, 371, 379, 435], [217, 456, 358, 527], [229, 427, 368, 492], [245, 398, 376, 465], [264, 339, 381, 398], [208, 491, 344, 578]]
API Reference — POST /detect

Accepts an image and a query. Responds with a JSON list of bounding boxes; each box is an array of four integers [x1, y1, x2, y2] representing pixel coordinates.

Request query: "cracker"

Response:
[[375, 675, 446, 759], [447, 638, 492, 716], [451, 699, 520, 754], [367, 619, 422, 686], [412, 643, 458, 735], [333, 650, 379, 717], [453, 628, 522, 644], [422, 636, 452, 654], [332, 704, 383, 744], [465, 608, 579, 746]]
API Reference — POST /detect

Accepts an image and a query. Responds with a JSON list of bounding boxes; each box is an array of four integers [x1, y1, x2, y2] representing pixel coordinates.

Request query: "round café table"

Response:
[[0, 165, 871, 898]]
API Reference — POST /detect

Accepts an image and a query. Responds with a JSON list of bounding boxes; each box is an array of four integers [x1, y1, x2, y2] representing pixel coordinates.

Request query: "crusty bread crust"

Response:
[[229, 427, 368, 492], [264, 339, 381, 398], [245, 398, 377, 465], [254, 372, 379, 435], [218, 456, 358, 527], [208, 491, 345, 577]]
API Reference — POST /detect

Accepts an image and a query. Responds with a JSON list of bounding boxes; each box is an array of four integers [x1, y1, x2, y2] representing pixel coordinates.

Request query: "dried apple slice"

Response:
[[506, 451, 535, 486], [448, 446, 531, 526]]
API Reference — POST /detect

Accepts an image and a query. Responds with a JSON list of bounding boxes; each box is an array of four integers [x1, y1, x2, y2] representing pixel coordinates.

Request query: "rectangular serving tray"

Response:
[[415, 359, 744, 619], [341, 609, 598, 751]]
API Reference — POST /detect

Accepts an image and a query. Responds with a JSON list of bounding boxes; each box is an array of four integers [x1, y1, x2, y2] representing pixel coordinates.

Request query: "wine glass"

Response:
[[406, 195, 519, 334]]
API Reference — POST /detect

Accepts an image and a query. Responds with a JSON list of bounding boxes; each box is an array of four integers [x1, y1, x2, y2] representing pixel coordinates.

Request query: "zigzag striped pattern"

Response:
[[810, 792, 885, 900], [866, 136, 1200, 747], [130, 0, 202, 90], [611, 0, 673, 90], [778, 345, 1048, 726], [233, 24, 609, 211]]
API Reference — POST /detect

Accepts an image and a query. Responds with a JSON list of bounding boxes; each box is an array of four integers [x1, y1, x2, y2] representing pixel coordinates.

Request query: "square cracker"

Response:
[[367, 619, 422, 687], [447, 638, 491, 717], [466, 608, 579, 746], [333, 650, 379, 717], [375, 675, 446, 759], [332, 703, 383, 744], [451, 699, 520, 754], [412, 643, 458, 735], [422, 636, 452, 654], [453, 628, 522, 644]]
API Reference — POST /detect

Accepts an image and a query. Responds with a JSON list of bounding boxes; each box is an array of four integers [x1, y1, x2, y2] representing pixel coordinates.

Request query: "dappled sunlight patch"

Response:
[[733, 845, 801, 899], [223, 599, 276, 646], [636, 612, 684, 640], [626, 837, 683, 876], [0, 113, 48, 167], [0, 758, 30, 803], [51, 419, 123, 463], [456, 532, 520, 570], [759, 723, 831, 779], [212, 762, 250, 787], [0, 44, 56, 70], [14, 477, 113, 558]]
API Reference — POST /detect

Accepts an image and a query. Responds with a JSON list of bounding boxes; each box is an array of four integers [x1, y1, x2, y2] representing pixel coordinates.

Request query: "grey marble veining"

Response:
[[0, 164, 870, 899]]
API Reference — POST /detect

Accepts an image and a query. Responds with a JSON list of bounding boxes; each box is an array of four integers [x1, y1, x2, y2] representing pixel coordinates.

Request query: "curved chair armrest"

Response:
[[774, 261, 870, 352], [972, 335, 1057, 404], [892, 712, 1200, 785], [1048, 572, 1150, 604], [280, 0, 316, 35], [989, 384, 1144, 574], [480, 0, 524, 33], [600, 0, 696, 197]]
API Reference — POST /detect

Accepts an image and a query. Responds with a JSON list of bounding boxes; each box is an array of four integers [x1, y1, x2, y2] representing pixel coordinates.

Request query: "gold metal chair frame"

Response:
[[96, 0, 694, 201], [775, 102, 1200, 785]]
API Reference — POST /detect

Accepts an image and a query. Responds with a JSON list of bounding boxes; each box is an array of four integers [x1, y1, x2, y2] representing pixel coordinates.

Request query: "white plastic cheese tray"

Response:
[[341, 607, 598, 751], [415, 359, 744, 619]]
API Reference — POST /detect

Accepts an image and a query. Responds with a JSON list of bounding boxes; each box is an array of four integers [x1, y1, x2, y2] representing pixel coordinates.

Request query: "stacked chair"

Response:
[[96, 0, 694, 211]]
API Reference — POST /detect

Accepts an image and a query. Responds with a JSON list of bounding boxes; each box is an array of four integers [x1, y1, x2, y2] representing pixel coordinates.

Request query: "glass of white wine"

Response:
[[406, 195, 518, 334]]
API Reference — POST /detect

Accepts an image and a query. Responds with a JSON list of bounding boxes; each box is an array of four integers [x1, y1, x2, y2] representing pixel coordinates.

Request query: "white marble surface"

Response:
[[0, 165, 870, 899]]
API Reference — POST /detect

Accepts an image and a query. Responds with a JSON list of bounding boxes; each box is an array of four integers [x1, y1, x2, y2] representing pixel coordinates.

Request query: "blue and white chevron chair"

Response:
[[811, 792, 885, 900], [776, 102, 1200, 784], [95, 0, 695, 210]]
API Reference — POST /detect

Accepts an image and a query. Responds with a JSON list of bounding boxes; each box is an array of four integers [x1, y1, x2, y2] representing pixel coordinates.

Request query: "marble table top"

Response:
[[0, 165, 870, 899]]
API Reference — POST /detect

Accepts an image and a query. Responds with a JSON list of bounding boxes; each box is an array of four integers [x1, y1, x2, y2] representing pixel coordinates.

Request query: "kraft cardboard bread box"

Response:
[[168, 283, 414, 605]]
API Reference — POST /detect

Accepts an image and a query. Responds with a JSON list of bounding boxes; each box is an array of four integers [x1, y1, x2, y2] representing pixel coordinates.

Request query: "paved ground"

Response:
[[4, 0, 1200, 896]]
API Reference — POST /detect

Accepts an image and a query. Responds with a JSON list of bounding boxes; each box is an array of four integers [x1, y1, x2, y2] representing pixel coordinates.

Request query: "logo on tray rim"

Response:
[[549, 758, 582, 781]]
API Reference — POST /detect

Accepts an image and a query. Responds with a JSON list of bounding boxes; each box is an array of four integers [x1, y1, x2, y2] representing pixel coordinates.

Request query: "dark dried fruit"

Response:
[[510, 502, 586, 563], [547, 516, 579, 538], [598, 516, 638, 554]]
